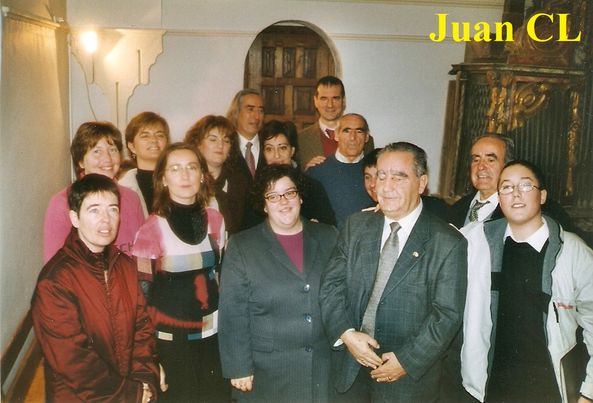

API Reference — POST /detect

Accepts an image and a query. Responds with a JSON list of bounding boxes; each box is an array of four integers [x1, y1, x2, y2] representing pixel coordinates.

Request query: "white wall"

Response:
[[1, 0, 70, 354], [68, 0, 503, 193]]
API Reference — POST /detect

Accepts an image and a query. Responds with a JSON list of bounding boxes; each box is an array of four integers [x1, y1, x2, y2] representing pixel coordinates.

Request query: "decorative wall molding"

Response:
[[71, 28, 165, 129], [165, 29, 440, 43]]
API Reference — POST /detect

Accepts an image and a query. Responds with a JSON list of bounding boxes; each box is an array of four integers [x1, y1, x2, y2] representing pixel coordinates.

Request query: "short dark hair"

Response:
[[70, 122, 123, 179], [378, 142, 428, 177], [153, 143, 213, 216], [252, 164, 303, 214], [471, 134, 515, 163], [315, 76, 345, 97], [260, 120, 299, 154], [125, 111, 170, 149], [362, 148, 381, 171], [499, 159, 547, 190], [68, 174, 120, 215]]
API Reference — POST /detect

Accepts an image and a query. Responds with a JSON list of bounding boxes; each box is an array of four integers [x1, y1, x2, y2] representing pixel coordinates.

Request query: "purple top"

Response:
[[275, 231, 304, 272]]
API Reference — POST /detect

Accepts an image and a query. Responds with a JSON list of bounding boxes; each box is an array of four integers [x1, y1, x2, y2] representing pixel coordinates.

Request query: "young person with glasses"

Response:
[[461, 160, 593, 403]]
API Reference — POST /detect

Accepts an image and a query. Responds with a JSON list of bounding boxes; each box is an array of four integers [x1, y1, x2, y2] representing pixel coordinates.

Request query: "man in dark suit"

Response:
[[448, 134, 576, 231], [448, 134, 514, 228], [320, 142, 467, 402], [226, 88, 266, 180], [298, 76, 374, 170], [226, 89, 267, 229]]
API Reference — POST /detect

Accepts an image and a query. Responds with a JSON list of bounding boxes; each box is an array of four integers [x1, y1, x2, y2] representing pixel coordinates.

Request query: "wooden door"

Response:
[[245, 24, 336, 129]]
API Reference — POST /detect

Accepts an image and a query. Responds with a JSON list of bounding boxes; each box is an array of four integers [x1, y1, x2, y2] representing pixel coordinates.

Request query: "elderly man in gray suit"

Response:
[[319, 142, 468, 402]]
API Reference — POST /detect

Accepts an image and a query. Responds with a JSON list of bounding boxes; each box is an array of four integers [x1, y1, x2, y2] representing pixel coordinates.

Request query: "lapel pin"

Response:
[[412, 251, 419, 258]]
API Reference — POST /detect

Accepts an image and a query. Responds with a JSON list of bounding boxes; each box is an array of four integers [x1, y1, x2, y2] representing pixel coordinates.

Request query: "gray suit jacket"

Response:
[[219, 219, 338, 402], [319, 209, 467, 401], [297, 121, 375, 169]]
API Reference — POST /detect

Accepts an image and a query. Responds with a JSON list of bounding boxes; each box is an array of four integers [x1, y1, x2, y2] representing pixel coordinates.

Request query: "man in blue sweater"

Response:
[[307, 113, 374, 228]]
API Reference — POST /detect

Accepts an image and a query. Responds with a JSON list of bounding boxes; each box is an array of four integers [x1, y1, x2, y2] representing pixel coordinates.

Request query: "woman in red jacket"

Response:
[[32, 174, 158, 402]]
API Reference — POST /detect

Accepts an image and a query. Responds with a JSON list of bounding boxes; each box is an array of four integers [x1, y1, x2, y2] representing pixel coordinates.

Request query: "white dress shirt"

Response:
[[465, 191, 500, 225], [381, 199, 423, 257], [335, 149, 364, 164], [238, 132, 260, 165], [504, 219, 549, 252]]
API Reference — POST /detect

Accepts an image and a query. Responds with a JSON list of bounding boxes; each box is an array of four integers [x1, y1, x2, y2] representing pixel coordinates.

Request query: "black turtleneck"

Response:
[[136, 169, 154, 212], [166, 201, 207, 245]]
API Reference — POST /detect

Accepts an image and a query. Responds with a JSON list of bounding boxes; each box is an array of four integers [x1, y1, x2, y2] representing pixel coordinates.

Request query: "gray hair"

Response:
[[226, 88, 262, 126], [471, 134, 515, 163]]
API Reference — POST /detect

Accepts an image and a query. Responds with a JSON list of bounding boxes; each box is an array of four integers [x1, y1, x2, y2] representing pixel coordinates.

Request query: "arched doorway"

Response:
[[244, 22, 338, 129]]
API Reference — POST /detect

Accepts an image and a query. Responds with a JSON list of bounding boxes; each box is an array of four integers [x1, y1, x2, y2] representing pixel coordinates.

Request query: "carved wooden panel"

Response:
[[440, 0, 593, 243], [283, 47, 296, 78], [262, 47, 275, 77], [441, 64, 587, 208], [261, 86, 284, 115], [293, 86, 315, 115], [245, 24, 336, 127], [303, 48, 317, 79]]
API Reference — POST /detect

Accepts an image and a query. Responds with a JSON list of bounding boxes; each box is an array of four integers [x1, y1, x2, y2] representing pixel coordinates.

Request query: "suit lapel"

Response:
[[380, 210, 430, 300], [302, 221, 319, 278], [261, 220, 305, 280], [359, 213, 385, 299]]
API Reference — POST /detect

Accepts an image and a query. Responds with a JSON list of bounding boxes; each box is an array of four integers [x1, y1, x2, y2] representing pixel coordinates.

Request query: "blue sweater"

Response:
[[307, 155, 373, 228]]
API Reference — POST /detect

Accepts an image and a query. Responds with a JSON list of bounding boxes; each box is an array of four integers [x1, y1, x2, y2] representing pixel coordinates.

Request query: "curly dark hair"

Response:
[[252, 164, 304, 214]]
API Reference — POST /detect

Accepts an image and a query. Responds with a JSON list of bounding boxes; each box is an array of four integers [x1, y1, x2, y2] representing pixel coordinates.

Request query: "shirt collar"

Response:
[[471, 191, 499, 205], [238, 133, 259, 152], [319, 121, 336, 138], [383, 199, 423, 237], [504, 219, 549, 252], [467, 191, 499, 224], [335, 149, 364, 164]]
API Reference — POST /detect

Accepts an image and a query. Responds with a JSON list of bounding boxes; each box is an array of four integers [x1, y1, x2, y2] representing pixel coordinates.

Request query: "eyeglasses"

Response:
[[498, 182, 540, 195], [264, 189, 299, 203], [166, 163, 200, 175]]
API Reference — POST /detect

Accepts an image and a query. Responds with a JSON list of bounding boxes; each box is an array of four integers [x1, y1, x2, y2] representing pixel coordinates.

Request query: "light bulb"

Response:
[[81, 31, 98, 54]]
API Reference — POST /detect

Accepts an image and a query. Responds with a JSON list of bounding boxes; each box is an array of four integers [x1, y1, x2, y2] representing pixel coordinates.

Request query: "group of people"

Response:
[[30, 75, 593, 403]]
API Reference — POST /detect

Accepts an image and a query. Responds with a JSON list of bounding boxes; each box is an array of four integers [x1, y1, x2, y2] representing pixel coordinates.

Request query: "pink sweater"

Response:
[[43, 184, 145, 263]]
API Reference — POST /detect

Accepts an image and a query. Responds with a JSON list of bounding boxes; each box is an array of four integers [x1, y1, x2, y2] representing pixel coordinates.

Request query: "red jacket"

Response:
[[32, 229, 158, 402]]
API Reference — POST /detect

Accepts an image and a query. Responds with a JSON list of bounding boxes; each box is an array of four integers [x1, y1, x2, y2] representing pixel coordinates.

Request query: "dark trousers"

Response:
[[331, 368, 372, 403], [332, 366, 444, 403], [157, 334, 231, 403]]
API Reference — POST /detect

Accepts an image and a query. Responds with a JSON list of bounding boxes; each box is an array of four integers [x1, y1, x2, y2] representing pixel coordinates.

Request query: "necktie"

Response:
[[245, 142, 256, 177], [469, 200, 489, 222], [361, 222, 401, 338], [325, 128, 335, 141]]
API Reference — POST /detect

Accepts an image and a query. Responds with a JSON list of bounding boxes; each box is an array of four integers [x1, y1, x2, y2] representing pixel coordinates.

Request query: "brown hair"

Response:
[[70, 121, 123, 179], [184, 115, 236, 154], [152, 142, 213, 216], [124, 112, 170, 155]]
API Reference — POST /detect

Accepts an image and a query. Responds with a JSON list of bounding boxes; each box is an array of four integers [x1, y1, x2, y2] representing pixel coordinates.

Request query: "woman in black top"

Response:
[[260, 120, 336, 226]]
